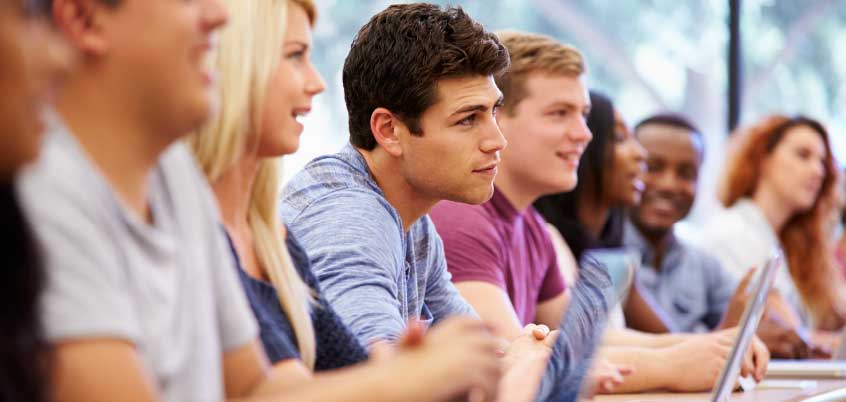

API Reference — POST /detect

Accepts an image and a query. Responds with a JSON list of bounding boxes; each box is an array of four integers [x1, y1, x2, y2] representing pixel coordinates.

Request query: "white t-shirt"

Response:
[[17, 124, 258, 402], [694, 198, 806, 324]]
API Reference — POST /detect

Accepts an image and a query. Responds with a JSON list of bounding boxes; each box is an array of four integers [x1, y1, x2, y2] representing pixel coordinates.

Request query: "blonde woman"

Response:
[[190, 0, 529, 400]]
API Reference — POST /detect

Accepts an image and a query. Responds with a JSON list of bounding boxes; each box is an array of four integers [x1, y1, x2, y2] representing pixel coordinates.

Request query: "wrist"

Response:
[[654, 346, 676, 390]]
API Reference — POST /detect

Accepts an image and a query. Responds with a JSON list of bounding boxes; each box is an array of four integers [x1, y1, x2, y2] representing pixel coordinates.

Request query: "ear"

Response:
[[370, 107, 404, 158], [52, 0, 110, 56]]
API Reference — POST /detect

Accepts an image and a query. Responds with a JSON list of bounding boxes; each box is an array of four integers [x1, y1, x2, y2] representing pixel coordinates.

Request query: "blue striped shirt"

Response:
[[280, 144, 613, 401]]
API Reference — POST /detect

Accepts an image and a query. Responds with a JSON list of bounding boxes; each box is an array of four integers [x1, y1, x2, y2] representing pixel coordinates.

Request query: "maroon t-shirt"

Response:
[[430, 188, 566, 325]]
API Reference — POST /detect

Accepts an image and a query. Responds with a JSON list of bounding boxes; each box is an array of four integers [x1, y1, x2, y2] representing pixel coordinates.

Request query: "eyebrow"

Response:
[[285, 40, 310, 49], [451, 95, 505, 117]]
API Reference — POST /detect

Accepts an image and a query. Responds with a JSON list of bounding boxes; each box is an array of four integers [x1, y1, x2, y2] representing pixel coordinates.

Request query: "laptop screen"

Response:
[[710, 251, 783, 402]]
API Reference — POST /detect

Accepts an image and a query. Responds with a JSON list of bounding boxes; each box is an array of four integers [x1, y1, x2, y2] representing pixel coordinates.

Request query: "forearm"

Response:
[[603, 328, 686, 348], [536, 260, 612, 401], [622, 284, 676, 333], [240, 361, 436, 402], [596, 346, 670, 393]]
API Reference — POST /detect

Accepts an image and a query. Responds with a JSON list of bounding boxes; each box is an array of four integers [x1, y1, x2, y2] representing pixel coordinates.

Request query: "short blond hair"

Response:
[[494, 30, 586, 115]]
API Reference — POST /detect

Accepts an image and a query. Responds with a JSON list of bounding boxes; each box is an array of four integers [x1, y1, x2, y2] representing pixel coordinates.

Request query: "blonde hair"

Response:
[[190, 0, 318, 368], [494, 30, 586, 115]]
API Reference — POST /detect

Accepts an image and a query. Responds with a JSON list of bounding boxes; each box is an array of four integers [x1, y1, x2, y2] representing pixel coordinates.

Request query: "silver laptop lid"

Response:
[[711, 251, 783, 402]]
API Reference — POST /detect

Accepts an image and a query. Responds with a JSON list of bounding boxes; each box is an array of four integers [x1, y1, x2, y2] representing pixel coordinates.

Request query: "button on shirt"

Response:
[[624, 220, 736, 332]]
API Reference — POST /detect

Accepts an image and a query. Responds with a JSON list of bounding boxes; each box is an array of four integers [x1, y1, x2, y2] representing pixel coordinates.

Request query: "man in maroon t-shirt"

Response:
[[430, 31, 771, 394], [431, 31, 590, 341]]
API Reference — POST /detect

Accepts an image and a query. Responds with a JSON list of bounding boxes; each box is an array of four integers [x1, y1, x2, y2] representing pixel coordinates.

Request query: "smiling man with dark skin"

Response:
[[626, 114, 741, 333], [626, 113, 811, 358]]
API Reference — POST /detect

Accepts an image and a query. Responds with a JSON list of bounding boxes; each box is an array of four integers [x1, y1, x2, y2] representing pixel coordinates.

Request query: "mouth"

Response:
[[473, 162, 498, 176], [193, 39, 217, 85], [292, 107, 312, 126], [631, 175, 645, 194], [555, 150, 582, 168]]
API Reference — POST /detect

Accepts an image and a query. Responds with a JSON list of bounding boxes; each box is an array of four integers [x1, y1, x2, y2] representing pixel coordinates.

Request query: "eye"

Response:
[[457, 114, 477, 127], [286, 50, 306, 61], [646, 159, 662, 172], [548, 109, 567, 118], [678, 165, 698, 181]]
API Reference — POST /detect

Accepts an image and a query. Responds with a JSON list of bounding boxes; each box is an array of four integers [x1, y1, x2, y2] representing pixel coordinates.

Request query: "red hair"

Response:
[[719, 115, 844, 328]]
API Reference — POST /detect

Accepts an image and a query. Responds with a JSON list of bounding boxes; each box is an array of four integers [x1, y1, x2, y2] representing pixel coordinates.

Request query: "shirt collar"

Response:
[[731, 198, 779, 245], [489, 187, 521, 223], [624, 218, 680, 274]]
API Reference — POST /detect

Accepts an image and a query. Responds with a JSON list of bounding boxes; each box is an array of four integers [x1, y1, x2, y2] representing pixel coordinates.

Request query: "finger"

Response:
[[494, 337, 509, 358], [740, 353, 754, 378], [369, 341, 395, 361], [754, 340, 770, 381], [610, 369, 625, 385], [738, 267, 757, 295], [468, 388, 486, 402], [532, 324, 551, 340], [617, 365, 635, 376], [543, 329, 560, 348], [400, 320, 426, 347]]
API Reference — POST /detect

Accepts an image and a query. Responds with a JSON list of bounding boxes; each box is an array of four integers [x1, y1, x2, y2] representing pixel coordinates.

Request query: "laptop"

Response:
[[581, 248, 637, 306], [625, 251, 783, 402], [764, 291, 846, 379]]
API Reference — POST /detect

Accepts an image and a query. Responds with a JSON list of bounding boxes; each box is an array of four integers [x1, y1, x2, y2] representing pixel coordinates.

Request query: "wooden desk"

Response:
[[592, 379, 846, 401]]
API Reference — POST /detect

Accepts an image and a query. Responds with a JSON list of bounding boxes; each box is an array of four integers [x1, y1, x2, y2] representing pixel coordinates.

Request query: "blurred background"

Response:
[[288, 0, 846, 226]]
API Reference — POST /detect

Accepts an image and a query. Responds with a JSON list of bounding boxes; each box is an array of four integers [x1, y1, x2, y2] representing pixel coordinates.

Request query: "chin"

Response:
[[452, 185, 495, 205], [548, 176, 578, 193], [183, 95, 214, 132], [626, 194, 642, 208]]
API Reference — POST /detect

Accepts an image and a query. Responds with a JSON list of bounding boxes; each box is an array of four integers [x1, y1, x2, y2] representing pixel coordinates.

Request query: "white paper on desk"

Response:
[[767, 360, 846, 378], [756, 379, 818, 390]]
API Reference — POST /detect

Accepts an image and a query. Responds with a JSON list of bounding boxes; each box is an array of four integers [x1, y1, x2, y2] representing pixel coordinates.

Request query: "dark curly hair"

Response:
[[342, 3, 509, 150]]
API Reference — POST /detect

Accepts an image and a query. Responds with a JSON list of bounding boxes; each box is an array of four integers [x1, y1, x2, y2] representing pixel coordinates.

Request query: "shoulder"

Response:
[[679, 240, 725, 273], [282, 151, 376, 216], [17, 130, 102, 214], [16, 130, 118, 258], [430, 201, 498, 239], [285, 186, 402, 241]]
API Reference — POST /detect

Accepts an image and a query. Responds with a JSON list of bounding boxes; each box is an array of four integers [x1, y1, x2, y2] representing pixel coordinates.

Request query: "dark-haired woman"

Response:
[[1, 1, 71, 401]]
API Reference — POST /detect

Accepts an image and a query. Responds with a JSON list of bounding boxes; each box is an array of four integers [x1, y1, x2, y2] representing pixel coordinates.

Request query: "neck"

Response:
[[494, 170, 544, 212], [634, 221, 673, 271], [212, 152, 261, 235], [358, 147, 437, 232], [751, 186, 793, 232], [577, 194, 611, 239], [56, 76, 175, 223]]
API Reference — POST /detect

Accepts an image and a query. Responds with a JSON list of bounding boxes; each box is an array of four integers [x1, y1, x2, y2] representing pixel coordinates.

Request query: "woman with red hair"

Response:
[[698, 115, 845, 337]]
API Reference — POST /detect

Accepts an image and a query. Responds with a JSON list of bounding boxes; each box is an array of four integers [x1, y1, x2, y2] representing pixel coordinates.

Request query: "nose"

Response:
[[305, 62, 326, 97], [630, 137, 647, 164], [202, 0, 229, 32], [570, 116, 592, 145], [480, 119, 507, 154], [652, 168, 677, 191]]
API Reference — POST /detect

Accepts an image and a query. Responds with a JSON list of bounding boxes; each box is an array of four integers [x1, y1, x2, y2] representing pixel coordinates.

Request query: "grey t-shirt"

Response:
[[17, 125, 258, 402]]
